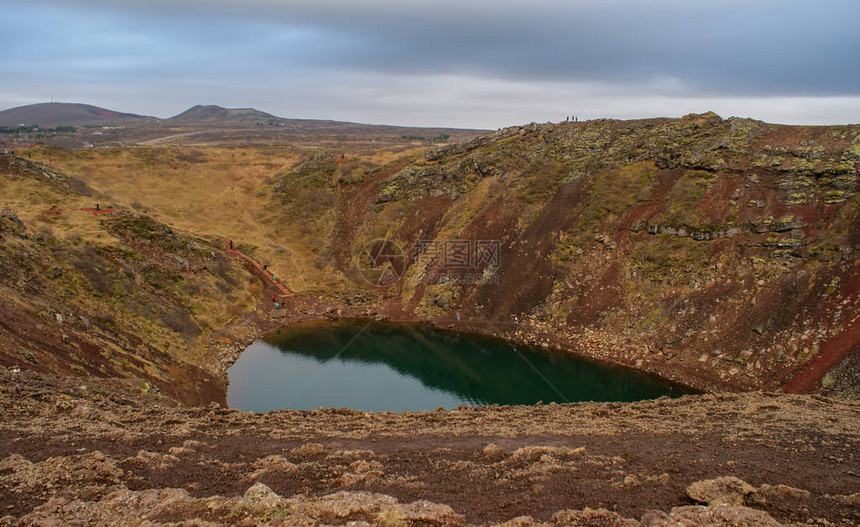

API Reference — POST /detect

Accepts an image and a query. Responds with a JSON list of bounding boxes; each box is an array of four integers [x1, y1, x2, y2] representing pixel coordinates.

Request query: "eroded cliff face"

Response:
[[269, 113, 859, 394]]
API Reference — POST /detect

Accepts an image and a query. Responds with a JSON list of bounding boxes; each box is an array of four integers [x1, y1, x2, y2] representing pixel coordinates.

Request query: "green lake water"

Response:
[[227, 320, 689, 412]]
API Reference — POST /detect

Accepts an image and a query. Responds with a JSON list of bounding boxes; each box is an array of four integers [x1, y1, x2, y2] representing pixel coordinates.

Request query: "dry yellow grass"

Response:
[[0, 158, 260, 375], [27, 144, 426, 293], [0, 171, 118, 246]]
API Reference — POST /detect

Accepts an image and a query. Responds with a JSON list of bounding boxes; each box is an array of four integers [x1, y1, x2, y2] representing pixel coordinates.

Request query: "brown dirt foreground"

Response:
[[1, 370, 858, 526]]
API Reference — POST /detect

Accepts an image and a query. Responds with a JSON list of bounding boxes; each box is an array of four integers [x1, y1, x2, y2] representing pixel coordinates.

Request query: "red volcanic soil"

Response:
[[225, 245, 293, 301], [783, 264, 860, 393]]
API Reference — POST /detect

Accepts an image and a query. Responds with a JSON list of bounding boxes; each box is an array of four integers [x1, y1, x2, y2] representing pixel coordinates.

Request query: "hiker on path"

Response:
[[229, 240, 233, 250]]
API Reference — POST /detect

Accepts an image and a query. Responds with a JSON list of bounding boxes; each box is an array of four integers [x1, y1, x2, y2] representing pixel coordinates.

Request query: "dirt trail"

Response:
[[218, 237, 293, 300], [226, 248, 293, 299], [135, 131, 208, 145]]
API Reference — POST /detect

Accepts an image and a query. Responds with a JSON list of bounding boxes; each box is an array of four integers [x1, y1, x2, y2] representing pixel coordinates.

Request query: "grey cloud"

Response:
[[30, 0, 860, 96], [4, 0, 860, 127]]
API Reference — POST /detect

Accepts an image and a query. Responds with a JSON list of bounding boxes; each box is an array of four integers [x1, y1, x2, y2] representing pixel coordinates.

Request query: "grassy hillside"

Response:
[[0, 156, 256, 403], [27, 143, 423, 291]]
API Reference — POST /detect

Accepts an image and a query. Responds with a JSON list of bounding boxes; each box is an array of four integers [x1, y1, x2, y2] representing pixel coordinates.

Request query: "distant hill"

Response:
[[0, 102, 488, 146], [0, 103, 282, 128], [0, 102, 154, 128], [167, 105, 279, 123]]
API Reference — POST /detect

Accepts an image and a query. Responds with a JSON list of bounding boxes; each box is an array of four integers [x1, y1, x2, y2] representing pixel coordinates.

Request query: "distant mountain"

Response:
[[167, 105, 280, 123], [0, 103, 282, 128], [0, 102, 487, 147], [0, 102, 154, 128]]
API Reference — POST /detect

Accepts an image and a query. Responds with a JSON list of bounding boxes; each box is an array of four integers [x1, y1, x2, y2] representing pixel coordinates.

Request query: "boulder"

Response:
[[686, 476, 755, 506]]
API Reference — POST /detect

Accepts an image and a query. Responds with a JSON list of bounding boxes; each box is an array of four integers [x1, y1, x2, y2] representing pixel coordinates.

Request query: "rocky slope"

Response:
[[268, 112, 859, 395], [1, 369, 858, 526], [0, 156, 257, 404]]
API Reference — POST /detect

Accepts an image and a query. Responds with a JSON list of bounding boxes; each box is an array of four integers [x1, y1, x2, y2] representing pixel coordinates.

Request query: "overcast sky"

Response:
[[2, 0, 859, 128]]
